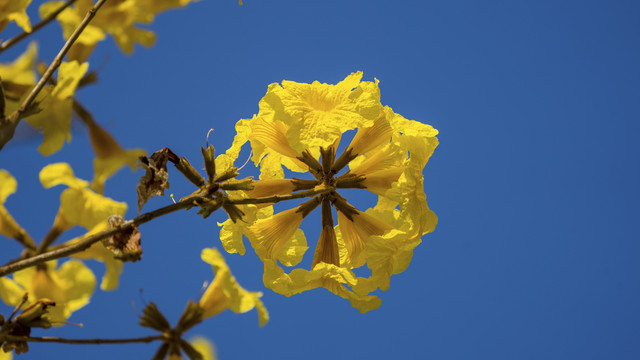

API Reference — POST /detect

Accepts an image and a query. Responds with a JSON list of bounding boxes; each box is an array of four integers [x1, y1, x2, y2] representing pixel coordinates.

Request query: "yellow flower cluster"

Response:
[[0, 164, 132, 325], [40, 0, 199, 61], [216, 72, 439, 312]]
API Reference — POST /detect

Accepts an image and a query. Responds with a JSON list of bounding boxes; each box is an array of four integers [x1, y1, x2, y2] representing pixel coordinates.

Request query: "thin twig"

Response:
[[1, 334, 164, 345], [5, 0, 107, 129], [228, 186, 334, 205], [0, 194, 203, 277], [0, 0, 79, 54], [36, 222, 66, 254]]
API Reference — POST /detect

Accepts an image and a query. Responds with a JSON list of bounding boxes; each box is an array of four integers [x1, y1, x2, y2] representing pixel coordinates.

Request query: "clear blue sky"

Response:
[[1, 0, 639, 359]]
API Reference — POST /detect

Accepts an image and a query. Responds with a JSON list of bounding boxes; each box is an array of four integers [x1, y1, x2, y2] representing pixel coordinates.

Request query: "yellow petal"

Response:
[[360, 166, 406, 196], [10, 260, 96, 324], [247, 208, 304, 261], [69, 223, 124, 291], [311, 225, 340, 269], [189, 337, 217, 360], [0, 41, 37, 85], [200, 248, 269, 326], [24, 61, 89, 155], [250, 117, 301, 159], [263, 260, 380, 313], [59, 187, 127, 230], [0, 170, 30, 243], [0, 0, 32, 32], [40, 163, 89, 189], [0, 276, 26, 306], [258, 72, 382, 153], [347, 113, 393, 156]]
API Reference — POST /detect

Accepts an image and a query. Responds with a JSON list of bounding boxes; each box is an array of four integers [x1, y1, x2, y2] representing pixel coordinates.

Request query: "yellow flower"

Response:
[[0, 170, 32, 246], [0, 260, 96, 325], [260, 72, 382, 152], [86, 119, 145, 194], [24, 61, 88, 155], [199, 248, 268, 327], [188, 337, 217, 360], [39, 163, 128, 290], [0, 0, 32, 33], [40, 0, 198, 61], [66, 223, 124, 291], [40, 162, 127, 230], [220, 73, 438, 310], [0, 41, 37, 116]]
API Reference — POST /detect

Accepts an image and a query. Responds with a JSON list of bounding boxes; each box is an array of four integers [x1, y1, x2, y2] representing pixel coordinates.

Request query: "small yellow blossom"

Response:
[[86, 119, 145, 193], [24, 61, 88, 155], [39, 163, 128, 290], [189, 337, 217, 360], [199, 248, 268, 327], [0, 0, 32, 33], [40, 162, 127, 230], [0, 260, 96, 325]]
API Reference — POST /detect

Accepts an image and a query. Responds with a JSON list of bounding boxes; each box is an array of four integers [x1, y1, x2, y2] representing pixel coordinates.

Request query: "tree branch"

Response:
[[0, 0, 79, 55], [228, 186, 334, 205], [0, 194, 203, 277], [0, 185, 333, 276], [0, 0, 107, 151], [1, 334, 164, 345]]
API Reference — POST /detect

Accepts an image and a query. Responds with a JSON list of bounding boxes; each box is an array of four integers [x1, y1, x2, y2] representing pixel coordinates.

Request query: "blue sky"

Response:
[[1, 0, 639, 359]]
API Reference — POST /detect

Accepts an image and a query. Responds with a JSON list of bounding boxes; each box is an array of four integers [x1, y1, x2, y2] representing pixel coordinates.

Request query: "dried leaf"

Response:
[[136, 148, 174, 213], [103, 215, 142, 262]]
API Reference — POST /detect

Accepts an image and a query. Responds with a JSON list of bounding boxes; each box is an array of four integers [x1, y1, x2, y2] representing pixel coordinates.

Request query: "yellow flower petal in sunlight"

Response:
[[41, 0, 196, 61], [247, 207, 305, 260], [87, 119, 145, 193], [24, 61, 88, 155], [1, 260, 96, 325], [0, 0, 32, 33], [0, 41, 37, 85], [259, 71, 382, 151], [347, 113, 393, 157], [40, 163, 127, 230], [263, 260, 381, 313], [200, 248, 268, 326], [247, 196, 320, 263], [0, 170, 31, 244], [189, 337, 217, 360], [250, 117, 301, 159], [68, 223, 124, 291]]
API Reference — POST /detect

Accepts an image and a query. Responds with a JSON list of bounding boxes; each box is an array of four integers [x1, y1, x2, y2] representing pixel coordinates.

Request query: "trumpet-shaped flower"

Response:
[[0, 0, 32, 33], [40, 162, 127, 230], [0, 260, 96, 325], [24, 61, 88, 155], [39, 163, 128, 289], [199, 248, 268, 327], [86, 119, 145, 193]]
